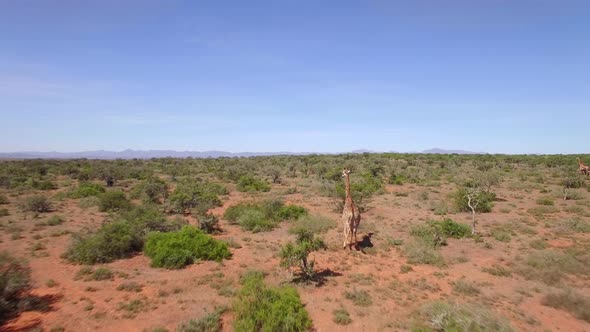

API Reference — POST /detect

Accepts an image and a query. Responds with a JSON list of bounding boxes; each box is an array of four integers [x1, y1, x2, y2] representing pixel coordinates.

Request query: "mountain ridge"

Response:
[[0, 148, 483, 159]]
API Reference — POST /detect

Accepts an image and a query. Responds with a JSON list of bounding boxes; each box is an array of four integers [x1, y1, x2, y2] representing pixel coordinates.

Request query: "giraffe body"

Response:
[[577, 158, 590, 176], [342, 168, 361, 249]]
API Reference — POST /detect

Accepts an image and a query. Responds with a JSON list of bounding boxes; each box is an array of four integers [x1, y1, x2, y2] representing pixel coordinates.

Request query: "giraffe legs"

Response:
[[343, 225, 351, 249]]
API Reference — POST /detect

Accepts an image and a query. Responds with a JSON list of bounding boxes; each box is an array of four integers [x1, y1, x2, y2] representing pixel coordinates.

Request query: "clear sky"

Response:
[[1, 0, 588, 154]]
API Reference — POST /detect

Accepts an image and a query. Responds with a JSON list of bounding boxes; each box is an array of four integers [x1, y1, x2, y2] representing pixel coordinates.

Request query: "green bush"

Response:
[[32, 180, 57, 190], [388, 173, 406, 185], [64, 221, 137, 264], [224, 199, 307, 232], [98, 190, 131, 212], [236, 175, 271, 192], [452, 187, 494, 213], [233, 272, 312, 332], [64, 206, 182, 264], [277, 205, 307, 220], [69, 182, 105, 198], [165, 179, 225, 214], [132, 177, 168, 204], [0, 194, 9, 205], [279, 229, 326, 281], [436, 218, 471, 239], [0, 252, 32, 323], [22, 195, 51, 213], [144, 226, 231, 269]]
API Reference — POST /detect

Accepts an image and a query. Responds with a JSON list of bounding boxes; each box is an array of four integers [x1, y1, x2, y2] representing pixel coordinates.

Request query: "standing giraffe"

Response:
[[342, 168, 361, 249], [576, 157, 590, 176]]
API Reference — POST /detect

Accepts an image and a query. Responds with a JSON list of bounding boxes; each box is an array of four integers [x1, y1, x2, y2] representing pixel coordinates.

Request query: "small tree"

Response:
[[465, 187, 483, 235], [279, 229, 326, 281]]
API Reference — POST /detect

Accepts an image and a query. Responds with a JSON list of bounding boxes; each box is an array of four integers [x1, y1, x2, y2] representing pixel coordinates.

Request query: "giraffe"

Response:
[[576, 157, 590, 176], [342, 168, 361, 249]]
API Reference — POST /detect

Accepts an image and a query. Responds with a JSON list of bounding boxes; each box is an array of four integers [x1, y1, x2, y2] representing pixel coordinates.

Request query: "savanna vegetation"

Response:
[[0, 153, 589, 331]]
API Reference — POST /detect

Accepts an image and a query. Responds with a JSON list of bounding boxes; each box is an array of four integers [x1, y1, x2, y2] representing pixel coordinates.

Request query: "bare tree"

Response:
[[465, 186, 483, 235]]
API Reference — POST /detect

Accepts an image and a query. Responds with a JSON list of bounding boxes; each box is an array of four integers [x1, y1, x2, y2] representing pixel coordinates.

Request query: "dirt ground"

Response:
[[1, 167, 590, 332]]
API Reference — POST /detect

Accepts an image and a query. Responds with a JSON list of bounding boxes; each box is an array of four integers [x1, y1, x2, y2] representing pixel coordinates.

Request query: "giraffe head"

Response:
[[342, 168, 351, 177]]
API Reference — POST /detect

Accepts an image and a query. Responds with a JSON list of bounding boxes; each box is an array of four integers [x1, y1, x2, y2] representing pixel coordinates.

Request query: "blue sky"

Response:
[[1, 0, 588, 154]]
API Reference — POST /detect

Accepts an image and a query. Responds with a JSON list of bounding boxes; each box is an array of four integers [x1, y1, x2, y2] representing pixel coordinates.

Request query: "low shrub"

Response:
[[22, 195, 51, 213], [542, 288, 590, 323], [413, 301, 512, 332], [0, 209, 8, 217], [410, 219, 470, 249], [288, 215, 335, 235], [233, 272, 312, 332], [236, 175, 270, 192], [98, 190, 131, 212], [69, 182, 105, 198], [482, 264, 512, 277], [0, 252, 32, 323], [144, 226, 231, 269], [0, 194, 9, 205], [536, 197, 554, 206], [46, 215, 64, 226], [117, 282, 143, 292], [344, 288, 372, 307], [452, 279, 480, 296], [78, 196, 101, 209], [32, 180, 57, 190], [558, 218, 590, 233], [198, 213, 221, 234], [515, 250, 589, 285], [91, 267, 113, 281], [403, 239, 445, 267], [333, 308, 352, 325], [177, 307, 226, 332]]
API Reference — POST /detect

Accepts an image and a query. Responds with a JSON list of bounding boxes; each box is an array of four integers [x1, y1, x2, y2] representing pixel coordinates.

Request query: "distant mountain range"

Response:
[[0, 148, 482, 159]]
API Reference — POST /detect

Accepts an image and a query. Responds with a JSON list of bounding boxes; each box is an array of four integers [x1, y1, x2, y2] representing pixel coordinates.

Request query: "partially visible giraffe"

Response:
[[576, 157, 590, 177], [342, 168, 361, 249]]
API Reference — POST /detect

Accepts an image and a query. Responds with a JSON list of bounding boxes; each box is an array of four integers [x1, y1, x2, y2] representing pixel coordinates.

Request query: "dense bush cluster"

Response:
[[63, 206, 184, 264], [68, 182, 105, 198], [233, 271, 312, 331], [98, 190, 132, 212], [144, 226, 231, 269], [224, 199, 307, 232], [165, 179, 227, 214], [236, 175, 271, 192]]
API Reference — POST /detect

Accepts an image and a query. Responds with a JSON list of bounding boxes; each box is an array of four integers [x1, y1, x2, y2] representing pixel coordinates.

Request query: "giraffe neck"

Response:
[[344, 174, 354, 210]]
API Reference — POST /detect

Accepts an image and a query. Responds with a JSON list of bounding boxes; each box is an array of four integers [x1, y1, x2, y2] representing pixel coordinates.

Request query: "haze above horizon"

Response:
[[1, 1, 588, 154]]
